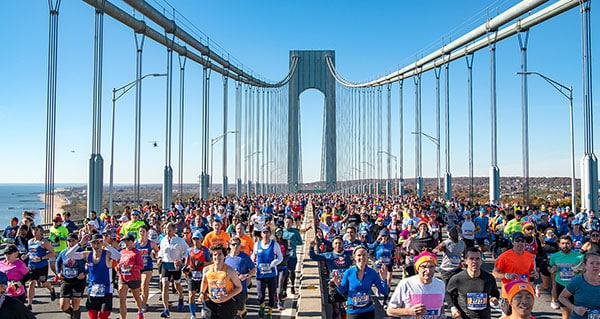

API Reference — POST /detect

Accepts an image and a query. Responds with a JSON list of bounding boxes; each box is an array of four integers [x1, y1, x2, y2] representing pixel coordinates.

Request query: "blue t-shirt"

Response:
[[337, 266, 389, 315], [566, 275, 600, 319], [474, 216, 489, 239], [224, 252, 255, 293]]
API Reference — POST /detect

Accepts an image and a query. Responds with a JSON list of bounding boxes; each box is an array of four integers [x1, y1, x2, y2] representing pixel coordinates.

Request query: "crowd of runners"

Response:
[[0, 194, 599, 319]]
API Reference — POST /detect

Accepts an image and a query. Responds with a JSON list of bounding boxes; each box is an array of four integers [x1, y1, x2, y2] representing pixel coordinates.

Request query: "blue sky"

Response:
[[0, 0, 597, 184]]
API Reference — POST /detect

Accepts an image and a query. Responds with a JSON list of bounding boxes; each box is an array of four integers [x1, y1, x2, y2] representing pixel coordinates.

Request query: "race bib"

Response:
[[380, 257, 391, 264], [28, 252, 38, 260], [51, 241, 60, 248], [558, 266, 574, 282], [89, 284, 105, 297], [120, 268, 131, 275], [191, 271, 203, 281], [466, 292, 488, 310], [17, 245, 26, 254], [351, 292, 371, 308], [63, 267, 78, 279], [449, 255, 461, 267], [421, 309, 439, 319], [209, 287, 226, 300], [259, 263, 272, 273], [588, 309, 600, 319]]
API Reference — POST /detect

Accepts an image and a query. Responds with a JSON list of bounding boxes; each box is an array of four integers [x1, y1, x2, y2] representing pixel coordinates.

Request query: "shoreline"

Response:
[[38, 189, 69, 224]]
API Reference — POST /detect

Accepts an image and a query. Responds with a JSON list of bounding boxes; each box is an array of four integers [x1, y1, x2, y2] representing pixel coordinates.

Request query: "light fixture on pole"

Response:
[[411, 131, 441, 197], [210, 130, 239, 193], [517, 71, 575, 215], [378, 150, 398, 195], [108, 73, 167, 215]]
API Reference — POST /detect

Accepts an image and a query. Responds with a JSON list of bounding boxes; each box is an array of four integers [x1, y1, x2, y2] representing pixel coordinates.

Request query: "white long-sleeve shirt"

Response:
[[158, 235, 189, 262]]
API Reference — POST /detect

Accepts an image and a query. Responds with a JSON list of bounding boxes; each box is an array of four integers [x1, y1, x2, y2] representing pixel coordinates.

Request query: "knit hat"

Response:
[[414, 251, 437, 270], [417, 220, 428, 229], [505, 279, 535, 303], [521, 221, 533, 229]]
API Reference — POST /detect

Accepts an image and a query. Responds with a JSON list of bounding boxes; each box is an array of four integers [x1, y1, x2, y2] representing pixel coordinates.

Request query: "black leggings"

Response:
[[256, 276, 277, 308]]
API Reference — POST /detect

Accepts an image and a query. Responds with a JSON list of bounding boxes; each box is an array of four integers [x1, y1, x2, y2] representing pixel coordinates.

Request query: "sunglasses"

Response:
[[513, 238, 525, 243], [230, 243, 240, 246], [524, 227, 533, 231], [591, 234, 600, 237]]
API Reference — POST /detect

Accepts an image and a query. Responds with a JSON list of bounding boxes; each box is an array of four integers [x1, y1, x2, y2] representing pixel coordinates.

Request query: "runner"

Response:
[[185, 231, 211, 319], [27, 225, 56, 310], [386, 251, 445, 319], [225, 236, 256, 319], [253, 227, 283, 319], [56, 233, 87, 319], [0, 270, 36, 319], [202, 217, 230, 249], [281, 216, 302, 295], [548, 235, 583, 318], [446, 247, 500, 319], [158, 222, 190, 318], [49, 214, 69, 285], [120, 210, 146, 240], [117, 233, 144, 319], [492, 232, 536, 315], [0, 244, 29, 303], [198, 244, 243, 319], [433, 226, 465, 285], [502, 279, 536, 319], [273, 228, 289, 310], [136, 225, 159, 313], [558, 252, 600, 319], [331, 245, 389, 319], [86, 233, 121, 319]]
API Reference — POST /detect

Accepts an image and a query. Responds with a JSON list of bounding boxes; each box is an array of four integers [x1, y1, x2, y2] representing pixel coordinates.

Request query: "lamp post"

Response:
[[411, 131, 440, 196], [517, 71, 575, 215], [109, 73, 166, 215], [210, 130, 239, 194]]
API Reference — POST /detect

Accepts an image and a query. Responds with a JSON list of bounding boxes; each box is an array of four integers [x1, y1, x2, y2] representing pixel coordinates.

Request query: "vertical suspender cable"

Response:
[[133, 31, 145, 204], [466, 54, 474, 199], [518, 31, 530, 206], [177, 53, 187, 198], [235, 81, 241, 196], [163, 34, 174, 209]]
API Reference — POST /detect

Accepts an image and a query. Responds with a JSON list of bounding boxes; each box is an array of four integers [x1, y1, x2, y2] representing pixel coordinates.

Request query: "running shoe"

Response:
[[190, 316, 196, 319], [177, 298, 184, 311], [142, 305, 148, 313], [27, 305, 32, 311], [137, 313, 144, 319], [550, 301, 560, 310], [277, 301, 284, 311], [535, 284, 541, 298], [258, 306, 265, 319], [50, 288, 57, 301], [200, 309, 207, 319], [160, 310, 171, 318], [290, 286, 296, 295]]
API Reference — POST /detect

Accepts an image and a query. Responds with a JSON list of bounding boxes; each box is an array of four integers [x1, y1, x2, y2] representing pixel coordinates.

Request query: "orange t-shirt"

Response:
[[238, 234, 255, 256], [202, 231, 231, 249], [494, 249, 535, 297]]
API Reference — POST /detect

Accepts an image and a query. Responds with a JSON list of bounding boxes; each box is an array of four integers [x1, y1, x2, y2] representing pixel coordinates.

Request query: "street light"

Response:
[[517, 71, 575, 215], [108, 73, 167, 215], [411, 131, 440, 196], [210, 130, 239, 193]]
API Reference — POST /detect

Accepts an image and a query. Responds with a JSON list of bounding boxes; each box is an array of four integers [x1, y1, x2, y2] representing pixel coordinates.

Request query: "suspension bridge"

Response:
[[8, 0, 594, 221]]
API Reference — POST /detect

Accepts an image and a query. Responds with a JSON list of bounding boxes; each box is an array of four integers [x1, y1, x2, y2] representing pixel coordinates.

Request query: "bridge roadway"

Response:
[[31, 208, 561, 319]]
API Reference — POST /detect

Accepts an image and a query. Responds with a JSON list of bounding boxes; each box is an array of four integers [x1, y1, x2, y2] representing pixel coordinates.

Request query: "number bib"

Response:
[[588, 309, 600, 319], [351, 292, 371, 308], [63, 267, 78, 279], [421, 309, 439, 319], [466, 292, 488, 310], [210, 287, 226, 300], [380, 257, 391, 264], [191, 271, 203, 281], [558, 266, 574, 282], [120, 268, 131, 275], [89, 284, 105, 297], [259, 263, 272, 274], [51, 241, 60, 248], [448, 255, 461, 267], [17, 245, 26, 254]]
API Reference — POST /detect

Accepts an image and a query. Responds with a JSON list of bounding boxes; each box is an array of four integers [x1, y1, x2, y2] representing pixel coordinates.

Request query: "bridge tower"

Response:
[[288, 50, 337, 193]]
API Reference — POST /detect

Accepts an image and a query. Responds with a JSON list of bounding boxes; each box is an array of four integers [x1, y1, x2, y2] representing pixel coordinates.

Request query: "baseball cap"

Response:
[[379, 229, 389, 236], [359, 229, 368, 236], [121, 234, 136, 242], [53, 215, 63, 222], [119, 215, 129, 222], [131, 210, 141, 216], [90, 233, 104, 242], [192, 230, 203, 239], [512, 232, 526, 241]]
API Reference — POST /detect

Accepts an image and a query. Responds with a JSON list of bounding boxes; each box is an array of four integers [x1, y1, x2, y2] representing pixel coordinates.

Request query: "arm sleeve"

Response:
[[336, 268, 350, 295], [270, 242, 284, 267], [309, 247, 325, 262], [104, 244, 121, 260]]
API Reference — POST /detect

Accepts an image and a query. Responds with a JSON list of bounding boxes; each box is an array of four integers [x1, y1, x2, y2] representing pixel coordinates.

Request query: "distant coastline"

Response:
[[38, 189, 69, 224]]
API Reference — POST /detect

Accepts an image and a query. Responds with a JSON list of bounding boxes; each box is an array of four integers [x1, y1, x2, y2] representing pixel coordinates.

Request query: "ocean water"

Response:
[[0, 183, 81, 228]]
